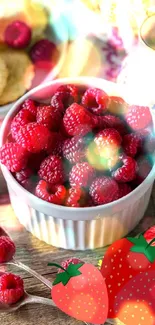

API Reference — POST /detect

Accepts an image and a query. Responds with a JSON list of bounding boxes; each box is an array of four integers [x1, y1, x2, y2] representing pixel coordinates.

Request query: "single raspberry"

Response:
[[0, 143, 28, 172], [30, 39, 57, 69], [112, 155, 137, 182], [51, 91, 75, 114], [94, 114, 127, 135], [36, 105, 61, 131], [62, 136, 86, 163], [47, 133, 65, 156], [144, 226, 155, 246], [66, 186, 86, 207], [116, 183, 131, 199], [125, 105, 152, 130], [90, 176, 119, 205], [136, 156, 152, 184], [38, 155, 65, 185], [4, 20, 31, 49], [82, 87, 109, 115], [58, 258, 84, 273], [27, 151, 47, 171], [0, 236, 16, 263], [35, 180, 66, 204], [56, 84, 78, 102], [63, 103, 94, 136], [123, 133, 142, 157], [94, 128, 122, 157], [107, 96, 128, 115], [16, 122, 52, 153], [22, 99, 37, 116], [69, 162, 95, 188], [11, 109, 35, 140], [0, 273, 24, 305], [15, 168, 33, 190]]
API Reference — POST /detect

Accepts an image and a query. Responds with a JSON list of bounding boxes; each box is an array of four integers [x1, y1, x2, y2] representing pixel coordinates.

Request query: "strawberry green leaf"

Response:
[[127, 234, 155, 263], [51, 263, 83, 286]]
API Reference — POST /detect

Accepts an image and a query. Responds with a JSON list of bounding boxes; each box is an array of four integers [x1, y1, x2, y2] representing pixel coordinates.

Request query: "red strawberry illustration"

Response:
[[49, 262, 108, 324], [100, 234, 155, 319], [113, 270, 155, 325]]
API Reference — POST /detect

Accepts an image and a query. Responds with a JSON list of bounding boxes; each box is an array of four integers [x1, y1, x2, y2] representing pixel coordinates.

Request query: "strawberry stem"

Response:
[[48, 262, 83, 286], [48, 263, 68, 274], [145, 238, 155, 249]]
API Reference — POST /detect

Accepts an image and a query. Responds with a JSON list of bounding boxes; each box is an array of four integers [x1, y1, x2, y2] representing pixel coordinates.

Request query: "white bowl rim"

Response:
[[0, 76, 155, 213]]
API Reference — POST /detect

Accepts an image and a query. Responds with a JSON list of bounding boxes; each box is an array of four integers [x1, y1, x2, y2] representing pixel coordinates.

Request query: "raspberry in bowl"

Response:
[[0, 77, 155, 250]]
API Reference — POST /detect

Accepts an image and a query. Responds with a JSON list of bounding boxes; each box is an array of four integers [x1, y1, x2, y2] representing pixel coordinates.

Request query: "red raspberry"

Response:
[[22, 99, 37, 116], [4, 20, 31, 49], [0, 236, 16, 263], [0, 143, 28, 172], [47, 133, 65, 156], [38, 155, 65, 185], [11, 109, 35, 140], [116, 183, 131, 199], [82, 87, 109, 115], [123, 133, 142, 157], [0, 273, 24, 305], [112, 156, 137, 182], [16, 122, 52, 153], [94, 128, 122, 157], [56, 84, 78, 101], [136, 156, 152, 184], [90, 176, 119, 205], [30, 39, 57, 69], [51, 92, 74, 114], [28, 151, 47, 171], [69, 162, 95, 187], [107, 96, 128, 115], [36, 105, 61, 131], [95, 114, 127, 135], [15, 168, 33, 190], [62, 136, 86, 163], [63, 103, 94, 136], [58, 258, 84, 273], [66, 186, 86, 207], [36, 180, 66, 204], [125, 105, 152, 130]]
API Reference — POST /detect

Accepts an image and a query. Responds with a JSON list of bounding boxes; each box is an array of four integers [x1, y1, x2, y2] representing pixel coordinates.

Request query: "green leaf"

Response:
[[127, 234, 155, 263], [53, 272, 71, 286], [52, 263, 83, 287], [66, 263, 83, 276]]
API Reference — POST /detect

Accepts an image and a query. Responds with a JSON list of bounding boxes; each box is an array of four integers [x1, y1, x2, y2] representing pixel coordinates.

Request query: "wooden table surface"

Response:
[[0, 184, 155, 325]]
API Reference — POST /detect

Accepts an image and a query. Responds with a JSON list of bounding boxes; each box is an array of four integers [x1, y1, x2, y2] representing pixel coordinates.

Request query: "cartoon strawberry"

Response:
[[48, 262, 108, 324], [113, 270, 155, 325], [100, 234, 155, 318]]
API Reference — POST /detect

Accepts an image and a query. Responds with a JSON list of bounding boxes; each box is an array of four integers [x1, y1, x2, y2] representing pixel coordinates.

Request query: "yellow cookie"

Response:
[[0, 55, 8, 97], [0, 50, 34, 105]]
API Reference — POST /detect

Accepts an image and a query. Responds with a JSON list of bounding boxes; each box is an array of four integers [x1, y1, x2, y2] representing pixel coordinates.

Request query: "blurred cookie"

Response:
[[0, 50, 34, 105], [0, 56, 8, 97]]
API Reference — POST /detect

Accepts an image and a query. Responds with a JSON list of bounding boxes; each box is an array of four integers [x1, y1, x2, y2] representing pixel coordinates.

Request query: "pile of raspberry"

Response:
[[0, 84, 154, 207]]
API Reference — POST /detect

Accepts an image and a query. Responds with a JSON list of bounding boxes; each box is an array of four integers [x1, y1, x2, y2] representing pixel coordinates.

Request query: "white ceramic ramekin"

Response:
[[0, 77, 155, 250]]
